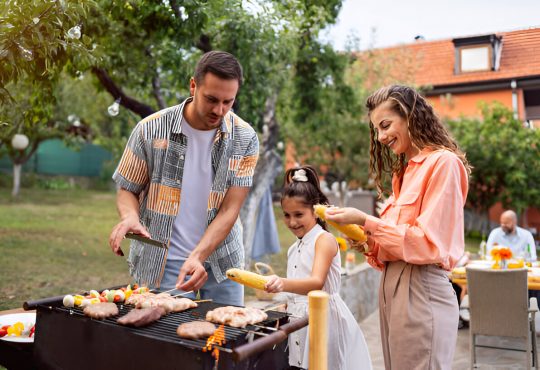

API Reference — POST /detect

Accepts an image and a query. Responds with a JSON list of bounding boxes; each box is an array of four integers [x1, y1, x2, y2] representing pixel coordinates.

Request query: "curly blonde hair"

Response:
[[366, 85, 471, 198]]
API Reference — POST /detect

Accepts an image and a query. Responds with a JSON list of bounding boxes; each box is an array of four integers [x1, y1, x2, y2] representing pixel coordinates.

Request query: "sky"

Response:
[[322, 0, 540, 50]]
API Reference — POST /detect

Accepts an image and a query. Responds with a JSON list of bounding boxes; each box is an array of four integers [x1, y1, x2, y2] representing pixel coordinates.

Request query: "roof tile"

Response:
[[354, 27, 540, 87]]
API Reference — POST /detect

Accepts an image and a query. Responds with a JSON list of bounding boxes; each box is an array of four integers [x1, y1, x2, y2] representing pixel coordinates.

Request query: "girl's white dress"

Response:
[[287, 223, 372, 370]]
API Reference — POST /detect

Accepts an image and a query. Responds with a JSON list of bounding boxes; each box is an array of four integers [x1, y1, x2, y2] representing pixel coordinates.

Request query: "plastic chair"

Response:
[[467, 267, 539, 369]]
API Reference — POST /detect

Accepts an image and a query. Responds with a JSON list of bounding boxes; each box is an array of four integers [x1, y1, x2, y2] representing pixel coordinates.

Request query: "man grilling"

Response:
[[109, 51, 259, 306]]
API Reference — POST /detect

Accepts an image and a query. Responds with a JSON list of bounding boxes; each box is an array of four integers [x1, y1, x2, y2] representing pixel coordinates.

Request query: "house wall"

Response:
[[427, 89, 515, 120], [427, 89, 540, 242], [526, 208, 540, 238]]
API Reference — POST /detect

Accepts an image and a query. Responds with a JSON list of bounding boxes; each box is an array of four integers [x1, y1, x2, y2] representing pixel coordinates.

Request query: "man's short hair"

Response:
[[194, 51, 243, 86]]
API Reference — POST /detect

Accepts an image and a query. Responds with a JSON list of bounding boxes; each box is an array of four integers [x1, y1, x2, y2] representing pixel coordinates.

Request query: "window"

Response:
[[460, 45, 491, 72], [452, 34, 502, 75], [524, 88, 540, 121]]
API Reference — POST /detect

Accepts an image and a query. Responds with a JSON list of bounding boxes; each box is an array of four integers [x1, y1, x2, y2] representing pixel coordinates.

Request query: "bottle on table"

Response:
[[479, 239, 487, 260], [525, 244, 534, 267]]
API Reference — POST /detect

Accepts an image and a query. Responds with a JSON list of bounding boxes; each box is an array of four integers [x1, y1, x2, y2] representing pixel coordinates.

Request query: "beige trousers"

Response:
[[379, 261, 458, 370]]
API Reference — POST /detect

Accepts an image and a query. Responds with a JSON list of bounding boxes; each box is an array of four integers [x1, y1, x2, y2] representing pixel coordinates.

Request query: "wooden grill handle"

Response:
[[24, 295, 65, 310], [309, 290, 329, 370], [232, 315, 309, 362]]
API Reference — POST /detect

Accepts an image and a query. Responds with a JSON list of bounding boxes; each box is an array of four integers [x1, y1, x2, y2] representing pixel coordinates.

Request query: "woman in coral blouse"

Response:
[[326, 85, 471, 370]]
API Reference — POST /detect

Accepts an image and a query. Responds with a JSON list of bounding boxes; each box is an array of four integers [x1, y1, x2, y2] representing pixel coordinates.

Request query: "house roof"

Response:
[[354, 27, 540, 88]]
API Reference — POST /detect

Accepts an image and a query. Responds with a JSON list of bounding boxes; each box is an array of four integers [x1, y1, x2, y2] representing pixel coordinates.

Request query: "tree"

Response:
[[0, 79, 66, 196], [0, 0, 96, 103], [0, 0, 97, 196], [278, 3, 370, 191], [1, 0, 350, 264], [448, 103, 540, 233], [77, 0, 305, 263], [281, 30, 421, 192]]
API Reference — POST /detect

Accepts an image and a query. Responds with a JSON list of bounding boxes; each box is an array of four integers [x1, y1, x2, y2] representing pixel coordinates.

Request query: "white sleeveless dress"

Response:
[[286, 224, 372, 370]]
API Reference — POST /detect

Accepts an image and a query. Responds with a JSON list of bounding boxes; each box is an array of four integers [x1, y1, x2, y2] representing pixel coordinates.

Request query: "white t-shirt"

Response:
[[168, 118, 217, 260]]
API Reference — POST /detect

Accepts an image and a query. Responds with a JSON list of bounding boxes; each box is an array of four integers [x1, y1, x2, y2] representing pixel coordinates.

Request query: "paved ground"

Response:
[[359, 309, 537, 369], [247, 298, 537, 369]]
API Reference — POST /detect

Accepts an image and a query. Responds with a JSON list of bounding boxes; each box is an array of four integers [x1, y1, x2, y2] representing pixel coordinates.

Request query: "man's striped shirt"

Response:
[[113, 98, 259, 286]]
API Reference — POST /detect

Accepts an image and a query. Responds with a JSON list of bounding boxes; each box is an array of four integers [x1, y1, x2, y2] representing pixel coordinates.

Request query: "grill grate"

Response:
[[46, 300, 288, 351]]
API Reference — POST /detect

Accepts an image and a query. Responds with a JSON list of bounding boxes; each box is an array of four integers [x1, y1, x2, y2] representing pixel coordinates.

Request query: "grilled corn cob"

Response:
[[226, 268, 269, 290], [313, 204, 368, 243]]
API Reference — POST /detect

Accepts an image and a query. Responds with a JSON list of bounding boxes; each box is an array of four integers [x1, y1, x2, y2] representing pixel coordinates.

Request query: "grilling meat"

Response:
[[83, 302, 119, 319], [206, 306, 268, 328], [126, 292, 197, 313], [176, 321, 216, 339], [117, 306, 166, 327]]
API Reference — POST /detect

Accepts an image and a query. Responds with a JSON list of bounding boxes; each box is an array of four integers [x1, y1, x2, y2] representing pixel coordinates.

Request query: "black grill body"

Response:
[[32, 300, 290, 370]]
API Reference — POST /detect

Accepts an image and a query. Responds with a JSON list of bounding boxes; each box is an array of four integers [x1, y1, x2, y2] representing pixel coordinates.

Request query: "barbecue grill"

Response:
[[24, 291, 308, 370]]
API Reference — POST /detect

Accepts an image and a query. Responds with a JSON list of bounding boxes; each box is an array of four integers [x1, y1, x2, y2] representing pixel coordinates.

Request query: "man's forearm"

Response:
[[190, 187, 250, 263], [117, 188, 140, 221], [190, 207, 238, 262]]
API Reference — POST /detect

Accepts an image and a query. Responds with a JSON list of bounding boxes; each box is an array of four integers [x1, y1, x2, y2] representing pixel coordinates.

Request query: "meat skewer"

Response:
[[125, 292, 197, 313], [206, 306, 268, 328]]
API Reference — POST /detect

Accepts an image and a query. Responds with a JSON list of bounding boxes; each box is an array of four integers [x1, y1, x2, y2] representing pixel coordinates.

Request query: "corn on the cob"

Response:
[[226, 268, 269, 290], [313, 204, 368, 243]]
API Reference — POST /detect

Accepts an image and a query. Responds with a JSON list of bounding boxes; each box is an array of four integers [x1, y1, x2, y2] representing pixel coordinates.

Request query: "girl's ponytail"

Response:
[[282, 165, 329, 229]]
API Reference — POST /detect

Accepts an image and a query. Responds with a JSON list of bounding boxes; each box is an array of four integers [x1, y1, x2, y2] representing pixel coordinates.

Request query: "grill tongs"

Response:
[[124, 233, 168, 249]]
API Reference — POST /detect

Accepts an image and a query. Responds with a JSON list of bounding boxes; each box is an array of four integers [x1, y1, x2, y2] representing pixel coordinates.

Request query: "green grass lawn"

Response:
[[0, 188, 131, 310], [0, 187, 480, 311]]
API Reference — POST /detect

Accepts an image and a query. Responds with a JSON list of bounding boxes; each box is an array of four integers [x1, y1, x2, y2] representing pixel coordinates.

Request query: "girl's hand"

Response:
[[325, 207, 367, 226], [264, 275, 284, 293]]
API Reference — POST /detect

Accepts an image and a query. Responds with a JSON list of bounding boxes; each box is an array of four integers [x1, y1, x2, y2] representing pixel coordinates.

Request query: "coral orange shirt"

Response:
[[363, 149, 469, 271]]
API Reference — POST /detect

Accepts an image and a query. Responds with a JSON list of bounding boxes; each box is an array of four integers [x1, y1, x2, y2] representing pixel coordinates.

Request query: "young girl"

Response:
[[326, 85, 470, 369], [264, 166, 372, 370]]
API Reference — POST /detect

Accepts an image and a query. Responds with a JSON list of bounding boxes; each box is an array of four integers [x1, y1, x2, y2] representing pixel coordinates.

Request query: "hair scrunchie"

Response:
[[292, 169, 308, 182]]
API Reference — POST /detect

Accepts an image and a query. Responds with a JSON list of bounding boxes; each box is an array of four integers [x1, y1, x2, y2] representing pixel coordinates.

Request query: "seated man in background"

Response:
[[458, 210, 537, 328], [487, 209, 540, 314], [487, 210, 537, 261]]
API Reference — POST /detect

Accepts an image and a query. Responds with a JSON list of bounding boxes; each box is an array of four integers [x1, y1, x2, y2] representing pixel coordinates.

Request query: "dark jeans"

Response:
[[452, 282, 463, 305]]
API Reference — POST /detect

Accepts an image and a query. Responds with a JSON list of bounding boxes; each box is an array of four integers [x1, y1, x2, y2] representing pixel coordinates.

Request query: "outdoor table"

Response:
[[451, 277, 540, 290], [0, 307, 36, 370], [450, 260, 540, 290]]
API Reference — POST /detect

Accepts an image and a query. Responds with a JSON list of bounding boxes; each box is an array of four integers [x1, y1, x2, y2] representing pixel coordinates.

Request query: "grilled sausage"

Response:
[[177, 321, 216, 339], [83, 302, 119, 320], [117, 306, 166, 327]]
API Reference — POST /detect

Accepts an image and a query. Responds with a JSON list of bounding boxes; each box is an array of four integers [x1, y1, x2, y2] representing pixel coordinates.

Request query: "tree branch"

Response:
[[169, 0, 212, 52], [91, 67, 156, 119], [261, 94, 279, 151], [169, 0, 183, 19], [144, 46, 167, 110], [151, 74, 166, 110], [196, 34, 212, 53], [240, 94, 282, 265]]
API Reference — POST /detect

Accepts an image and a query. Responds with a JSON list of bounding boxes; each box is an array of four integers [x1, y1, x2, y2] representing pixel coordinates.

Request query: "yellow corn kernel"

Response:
[[314, 204, 368, 243], [226, 268, 269, 290], [336, 236, 348, 251]]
